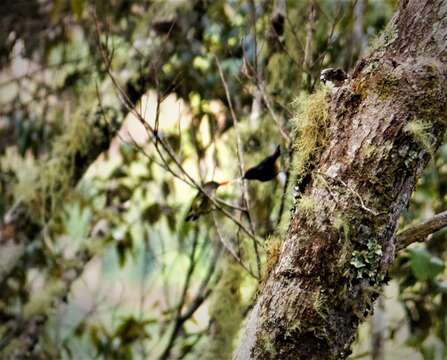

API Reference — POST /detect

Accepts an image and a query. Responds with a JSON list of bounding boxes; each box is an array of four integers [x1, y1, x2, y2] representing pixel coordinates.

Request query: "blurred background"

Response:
[[0, 0, 446, 359]]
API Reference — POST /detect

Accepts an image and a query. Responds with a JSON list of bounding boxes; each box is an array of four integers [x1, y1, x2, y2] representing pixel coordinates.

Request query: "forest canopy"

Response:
[[1, 1, 447, 359]]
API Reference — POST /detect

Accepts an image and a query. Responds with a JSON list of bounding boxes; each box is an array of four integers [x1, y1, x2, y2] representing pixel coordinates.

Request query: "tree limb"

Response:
[[396, 210, 447, 251]]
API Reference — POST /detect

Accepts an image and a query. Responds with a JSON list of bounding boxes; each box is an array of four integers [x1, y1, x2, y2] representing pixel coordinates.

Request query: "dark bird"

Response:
[[320, 68, 347, 88], [185, 181, 229, 221], [243, 145, 281, 182]]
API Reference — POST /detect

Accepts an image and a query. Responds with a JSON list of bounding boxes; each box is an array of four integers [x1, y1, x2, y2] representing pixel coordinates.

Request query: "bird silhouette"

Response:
[[243, 145, 281, 182], [185, 181, 229, 221]]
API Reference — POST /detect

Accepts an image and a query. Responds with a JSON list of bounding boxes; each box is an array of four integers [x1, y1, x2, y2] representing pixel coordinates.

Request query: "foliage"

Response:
[[1, 0, 446, 359]]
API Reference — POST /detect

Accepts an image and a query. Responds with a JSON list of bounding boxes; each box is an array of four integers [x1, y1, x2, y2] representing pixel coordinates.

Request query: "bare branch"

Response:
[[397, 210, 447, 251]]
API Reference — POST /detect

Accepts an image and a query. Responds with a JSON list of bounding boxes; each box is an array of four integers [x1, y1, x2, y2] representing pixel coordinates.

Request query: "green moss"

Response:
[[275, 89, 329, 237], [361, 143, 377, 158], [351, 77, 370, 101], [313, 289, 329, 320], [404, 119, 434, 154], [375, 75, 399, 100], [291, 88, 330, 180], [297, 195, 317, 220], [257, 330, 277, 358], [262, 235, 282, 282], [22, 106, 98, 223]]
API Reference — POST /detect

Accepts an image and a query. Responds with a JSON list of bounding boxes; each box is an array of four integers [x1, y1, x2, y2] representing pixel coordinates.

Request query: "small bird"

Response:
[[185, 181, 229, 221], [242, 145, 281, 182], [320, 68, 347, 89]]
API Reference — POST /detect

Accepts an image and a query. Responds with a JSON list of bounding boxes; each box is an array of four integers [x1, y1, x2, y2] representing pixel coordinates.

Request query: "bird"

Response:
[[242, 145, 281, 182], [320, 68, 347, 89], [185, 180, 229, 221]]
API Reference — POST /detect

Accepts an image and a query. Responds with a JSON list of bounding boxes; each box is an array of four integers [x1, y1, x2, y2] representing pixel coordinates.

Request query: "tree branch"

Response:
[[396, 210, 447, 251]]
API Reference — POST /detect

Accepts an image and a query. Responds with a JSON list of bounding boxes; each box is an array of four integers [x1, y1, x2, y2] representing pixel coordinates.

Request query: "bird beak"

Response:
[[218, 179, 238, 186]]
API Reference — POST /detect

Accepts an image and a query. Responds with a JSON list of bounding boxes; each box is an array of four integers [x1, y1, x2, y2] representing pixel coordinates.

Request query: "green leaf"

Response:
[[114, 316, 155, 345], [142, 203, 162, 224], [408, 246, 445, 281], [70, 0, 85, 20], [65, 202, 92, 243]]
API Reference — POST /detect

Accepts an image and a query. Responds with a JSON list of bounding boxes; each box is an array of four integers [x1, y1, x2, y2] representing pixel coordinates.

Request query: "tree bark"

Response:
[[235, 0, 447, 359]]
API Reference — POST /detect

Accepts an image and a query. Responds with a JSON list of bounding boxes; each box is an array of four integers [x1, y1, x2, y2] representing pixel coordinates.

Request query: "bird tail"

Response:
[[274, 145, 281, 158]]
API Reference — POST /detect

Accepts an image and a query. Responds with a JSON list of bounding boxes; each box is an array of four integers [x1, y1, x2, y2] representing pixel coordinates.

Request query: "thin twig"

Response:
[[215, 55, 261, 277], [212, 214, 259, 280], [94, 16, 259, 245], [158, 242, 222, 360]]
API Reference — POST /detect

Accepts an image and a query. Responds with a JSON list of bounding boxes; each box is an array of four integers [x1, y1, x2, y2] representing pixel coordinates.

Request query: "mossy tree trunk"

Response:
[[235, 1, 447, 359]]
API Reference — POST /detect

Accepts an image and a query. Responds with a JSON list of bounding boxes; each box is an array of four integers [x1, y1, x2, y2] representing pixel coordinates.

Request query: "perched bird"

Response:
[[320, 68, 347, 89], [185, 181, 229, 221], [243, 145, 281, 182]]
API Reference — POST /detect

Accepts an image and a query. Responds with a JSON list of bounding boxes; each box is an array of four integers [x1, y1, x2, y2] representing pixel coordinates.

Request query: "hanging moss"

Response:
[[278, 88, 330, 229], [16, 103, 118, 224], [291, 88, 330, 181]]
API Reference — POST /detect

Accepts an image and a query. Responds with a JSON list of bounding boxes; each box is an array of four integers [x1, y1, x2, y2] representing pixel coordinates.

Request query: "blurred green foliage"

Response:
[[0, 0, 446, 359]]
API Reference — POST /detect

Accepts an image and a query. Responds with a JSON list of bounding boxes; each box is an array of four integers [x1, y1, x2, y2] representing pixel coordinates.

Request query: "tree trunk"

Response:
[[235, 0, 447, 359]]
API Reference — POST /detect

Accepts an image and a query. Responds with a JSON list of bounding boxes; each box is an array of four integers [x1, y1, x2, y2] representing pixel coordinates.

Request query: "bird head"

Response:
[[203, 180, 231, 192]]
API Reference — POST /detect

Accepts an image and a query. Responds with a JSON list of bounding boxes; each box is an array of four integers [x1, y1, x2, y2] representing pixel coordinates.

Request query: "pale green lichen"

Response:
[[350, 238, 383, 279]]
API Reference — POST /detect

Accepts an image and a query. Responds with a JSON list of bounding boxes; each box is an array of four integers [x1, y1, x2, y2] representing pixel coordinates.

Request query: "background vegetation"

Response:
[[0, 0, 446, 359]]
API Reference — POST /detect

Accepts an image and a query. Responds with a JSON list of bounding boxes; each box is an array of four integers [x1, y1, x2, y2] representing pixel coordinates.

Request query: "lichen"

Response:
[[350, 238, 383, 280]]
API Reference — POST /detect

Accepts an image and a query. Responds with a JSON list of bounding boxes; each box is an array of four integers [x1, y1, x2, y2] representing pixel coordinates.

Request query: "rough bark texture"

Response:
[[235, 1, 447, 359]]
